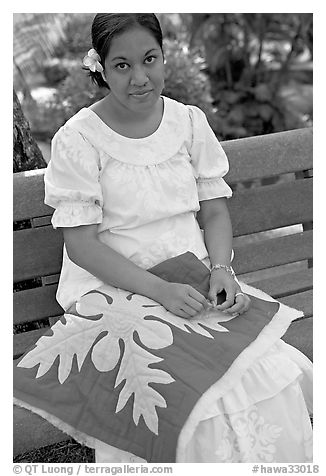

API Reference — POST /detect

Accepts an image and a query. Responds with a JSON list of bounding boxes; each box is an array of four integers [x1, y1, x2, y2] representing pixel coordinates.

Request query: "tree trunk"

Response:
[[13, 89, 47, 173]]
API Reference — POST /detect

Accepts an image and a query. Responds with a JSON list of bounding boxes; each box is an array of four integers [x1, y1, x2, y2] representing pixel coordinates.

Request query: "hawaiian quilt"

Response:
[[13, 253, 297, 462]]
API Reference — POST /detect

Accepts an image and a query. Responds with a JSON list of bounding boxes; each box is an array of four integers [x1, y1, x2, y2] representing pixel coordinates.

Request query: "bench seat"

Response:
[[13, 127, 313, 457]]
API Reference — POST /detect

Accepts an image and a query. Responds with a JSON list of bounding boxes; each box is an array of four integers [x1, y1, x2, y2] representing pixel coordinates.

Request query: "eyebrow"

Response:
[[110, 48, 159, 62]]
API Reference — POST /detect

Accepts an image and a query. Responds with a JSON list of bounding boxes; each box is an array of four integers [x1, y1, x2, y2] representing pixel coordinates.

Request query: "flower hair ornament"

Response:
[[83, 48, 106, 83]]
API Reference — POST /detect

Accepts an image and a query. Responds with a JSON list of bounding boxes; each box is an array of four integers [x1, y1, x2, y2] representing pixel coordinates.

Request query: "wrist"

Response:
[[145, 274, 169, 302], [210, 263, 236, 279]]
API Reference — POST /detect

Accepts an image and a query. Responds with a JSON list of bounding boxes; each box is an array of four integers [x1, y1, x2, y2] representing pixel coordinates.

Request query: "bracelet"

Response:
[[210, 263, 236, 279]]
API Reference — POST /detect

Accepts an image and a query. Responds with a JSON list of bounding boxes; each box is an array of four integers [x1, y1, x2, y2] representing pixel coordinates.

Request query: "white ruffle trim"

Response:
[[51, 202, 103, 229], [197, 177, 233, 201], [175, 282, 306, 460]]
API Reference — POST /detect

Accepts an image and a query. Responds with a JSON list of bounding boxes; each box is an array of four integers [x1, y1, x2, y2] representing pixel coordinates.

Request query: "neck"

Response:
[[106, 93, 161, 123]]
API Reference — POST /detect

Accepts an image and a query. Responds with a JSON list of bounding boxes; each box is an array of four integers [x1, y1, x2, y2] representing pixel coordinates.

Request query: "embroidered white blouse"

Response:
[[44, 96, 233, 310]]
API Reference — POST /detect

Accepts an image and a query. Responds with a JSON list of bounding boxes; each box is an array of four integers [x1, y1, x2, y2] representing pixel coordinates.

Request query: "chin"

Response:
[[128, 92, 160, 110]]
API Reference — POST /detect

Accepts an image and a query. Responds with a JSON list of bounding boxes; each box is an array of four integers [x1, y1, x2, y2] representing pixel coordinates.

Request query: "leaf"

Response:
[[159, 306, 235, 338], [18, 313, 105, 384], [254, 84, 273, 102], [115, 340, 174, 435], [224, 90, 243, 104], [258, 104, 274, 121], [227, 107, 245, 124]]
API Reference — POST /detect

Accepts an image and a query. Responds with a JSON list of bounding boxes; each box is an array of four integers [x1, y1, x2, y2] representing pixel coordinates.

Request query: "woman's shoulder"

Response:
[[163, 96, 206, 124], [65, 107, 95, 130], [52, 107, 100, 145]]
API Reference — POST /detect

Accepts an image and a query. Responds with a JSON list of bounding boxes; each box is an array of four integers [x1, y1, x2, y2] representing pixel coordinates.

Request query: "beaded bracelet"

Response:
[[210, 263, 236, 279]]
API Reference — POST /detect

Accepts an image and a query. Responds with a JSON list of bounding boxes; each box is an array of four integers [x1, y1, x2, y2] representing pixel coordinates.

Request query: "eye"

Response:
[[144, 55, 156, 64], [115, 63, 129, 70]]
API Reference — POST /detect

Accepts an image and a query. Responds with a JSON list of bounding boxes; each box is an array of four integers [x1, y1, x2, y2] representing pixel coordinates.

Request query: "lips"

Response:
[[130, 90, 152, 96]]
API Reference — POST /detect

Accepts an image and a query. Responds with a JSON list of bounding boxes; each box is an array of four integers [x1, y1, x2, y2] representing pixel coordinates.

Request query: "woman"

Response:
[[14, 13, 312, 463]]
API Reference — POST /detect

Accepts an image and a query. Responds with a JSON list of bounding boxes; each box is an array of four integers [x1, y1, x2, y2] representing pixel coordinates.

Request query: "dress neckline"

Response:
[[85, 96, 166, 142]]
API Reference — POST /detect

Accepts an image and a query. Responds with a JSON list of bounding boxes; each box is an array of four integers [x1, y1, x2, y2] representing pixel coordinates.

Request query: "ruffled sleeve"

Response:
[[44, 125, 103, 229], [188, 105, 233, 201]]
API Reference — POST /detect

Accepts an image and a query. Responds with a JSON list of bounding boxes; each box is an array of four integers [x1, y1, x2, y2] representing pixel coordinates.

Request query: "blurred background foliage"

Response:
[[13, 12, 312, 164]]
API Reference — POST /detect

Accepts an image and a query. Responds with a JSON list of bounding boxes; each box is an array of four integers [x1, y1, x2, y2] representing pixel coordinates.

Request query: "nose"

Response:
[[130, 65, 149, 87]]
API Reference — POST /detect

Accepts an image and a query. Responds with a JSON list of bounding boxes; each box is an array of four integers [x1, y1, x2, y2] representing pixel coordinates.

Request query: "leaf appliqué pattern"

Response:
[[18, 286, 235, 434]]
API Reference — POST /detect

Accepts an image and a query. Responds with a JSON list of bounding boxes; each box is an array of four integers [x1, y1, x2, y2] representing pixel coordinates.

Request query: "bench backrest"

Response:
[[13, 127, 313, 359]]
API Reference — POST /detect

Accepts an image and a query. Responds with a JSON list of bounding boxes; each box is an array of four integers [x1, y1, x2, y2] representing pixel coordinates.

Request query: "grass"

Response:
[[13, 439, 95, 463]]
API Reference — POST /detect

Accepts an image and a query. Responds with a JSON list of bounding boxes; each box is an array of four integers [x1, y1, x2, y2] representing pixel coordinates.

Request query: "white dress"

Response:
[[16, 96, 312, 463], [45, 96, 233, 311]]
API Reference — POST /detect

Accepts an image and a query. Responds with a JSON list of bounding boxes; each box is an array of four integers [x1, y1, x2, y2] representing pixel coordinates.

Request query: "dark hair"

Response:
[[87, 13, 163, 89]]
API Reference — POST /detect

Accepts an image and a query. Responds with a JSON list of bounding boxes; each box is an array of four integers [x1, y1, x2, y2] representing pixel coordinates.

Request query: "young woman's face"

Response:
[[104, 27, 165, 114]]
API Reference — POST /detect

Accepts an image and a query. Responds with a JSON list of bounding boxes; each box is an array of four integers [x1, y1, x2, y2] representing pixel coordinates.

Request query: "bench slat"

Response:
[[14, 169, 53, 222], [233, 230, 312, 274], [250, 269, 313, 299], [14, 284, 64, 325], [13, 405, 70, 457], [13, 226, 63, 282], [224, 128, 313, 183], [229, 178, 312, 236], [282, 317, 313, 361], [14, 328, 49, 360], [13, 178, 312, 282], [13, 292, 312, 359], [13, 128, 312, 223], [14, 268, 313, 326]]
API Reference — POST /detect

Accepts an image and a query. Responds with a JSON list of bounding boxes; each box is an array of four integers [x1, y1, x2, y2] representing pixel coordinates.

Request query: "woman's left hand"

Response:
[[208, 269, 251, 315]]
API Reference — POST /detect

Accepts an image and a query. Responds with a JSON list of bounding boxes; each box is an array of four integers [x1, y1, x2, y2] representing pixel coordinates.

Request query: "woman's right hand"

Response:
[[156, 282, 210, 319]]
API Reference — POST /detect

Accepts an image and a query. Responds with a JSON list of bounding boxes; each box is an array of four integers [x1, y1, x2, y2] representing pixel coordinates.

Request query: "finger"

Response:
[[207, 283, 224, 304], [225, 296, 251, 314], [181, 303, 198, 318], [235, 294, 251, 309], [224, 302, 244, 314], [236, 295, 251, 314], [208, 289, 217, 305], [215, 285, 236, 310], [188, 287, 210, 307], [240, 296, 251, 313], [176, 309, 191, 319], [186, 295, 206, 313], [216, 298, 234, 311]]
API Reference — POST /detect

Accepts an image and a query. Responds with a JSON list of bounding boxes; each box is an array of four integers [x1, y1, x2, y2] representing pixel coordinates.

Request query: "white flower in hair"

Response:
[[83, 48, 104, 73]]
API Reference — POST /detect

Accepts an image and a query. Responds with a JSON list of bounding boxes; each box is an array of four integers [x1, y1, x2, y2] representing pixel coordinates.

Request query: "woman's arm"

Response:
[[62, 224, 208, 318], [63, 224, 165, 299], [198, 197, 233, 267], [198, 198, 250, 313]]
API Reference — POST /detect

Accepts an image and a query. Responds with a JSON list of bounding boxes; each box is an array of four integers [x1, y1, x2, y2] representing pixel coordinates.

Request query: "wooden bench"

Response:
[[13, 127, 313, 458]]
